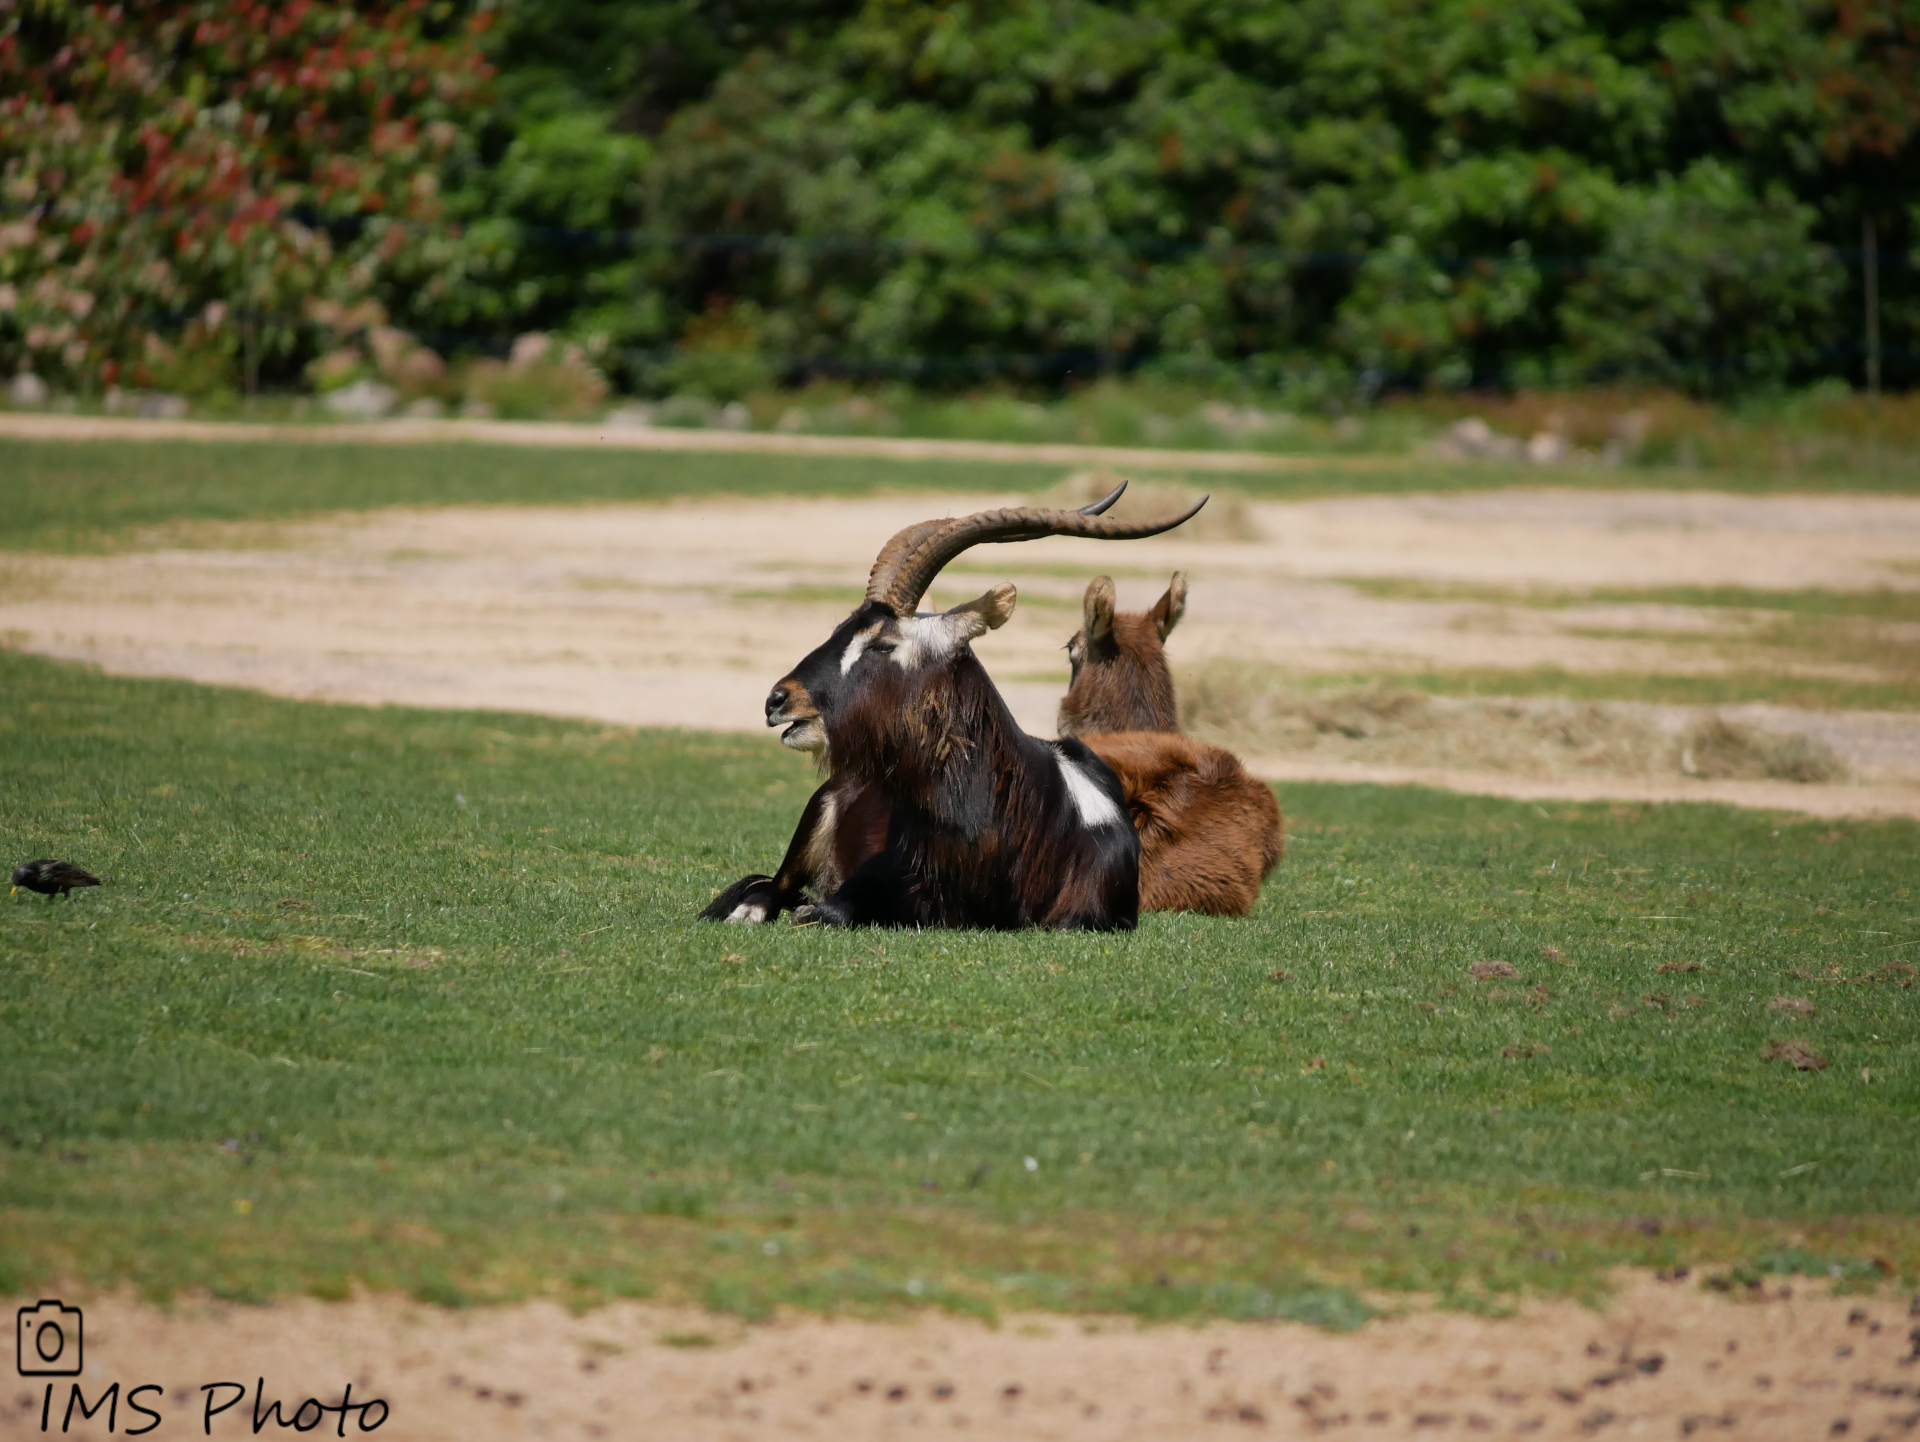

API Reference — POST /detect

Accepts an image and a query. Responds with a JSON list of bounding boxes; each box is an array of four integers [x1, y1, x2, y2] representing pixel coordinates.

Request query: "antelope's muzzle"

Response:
[[765, 679, 824, 752]]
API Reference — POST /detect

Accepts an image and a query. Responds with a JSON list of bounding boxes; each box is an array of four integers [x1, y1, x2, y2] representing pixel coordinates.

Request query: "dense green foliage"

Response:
[[2, 648, 1916, 1310], [0, 0, 490, 394], [476, 0, 1920, 394], [5, 2, 1916, 400]]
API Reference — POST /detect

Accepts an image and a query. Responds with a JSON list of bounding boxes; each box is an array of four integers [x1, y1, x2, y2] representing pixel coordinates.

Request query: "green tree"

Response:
[[1560, 161, 1844, 390], [487, 0, 1918, 393]]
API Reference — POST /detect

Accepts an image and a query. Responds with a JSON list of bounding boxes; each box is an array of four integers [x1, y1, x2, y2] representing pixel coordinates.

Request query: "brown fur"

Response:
[[704, 593, 1139, 931], [1061, 573, 1285, 917], [831, 643, 1137, 930], [1058, 575, 1183, 734], [1082, 731, 1283, 915]]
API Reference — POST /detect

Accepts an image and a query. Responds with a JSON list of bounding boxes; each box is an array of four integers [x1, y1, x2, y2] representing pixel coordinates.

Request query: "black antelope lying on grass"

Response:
[[699, 486, 1204, 931], [1062, 573, 1284, 917]]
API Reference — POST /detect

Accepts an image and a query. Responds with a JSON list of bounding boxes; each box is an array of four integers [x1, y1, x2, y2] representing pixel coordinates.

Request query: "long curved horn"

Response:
[[862, 485, 1128, 616], [865, 486, 1207, 617]]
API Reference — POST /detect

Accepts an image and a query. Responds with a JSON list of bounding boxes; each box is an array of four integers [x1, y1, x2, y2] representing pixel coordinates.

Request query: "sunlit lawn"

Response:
[[2, 648, 1914, 1320], [5, 435, 1917, 557]]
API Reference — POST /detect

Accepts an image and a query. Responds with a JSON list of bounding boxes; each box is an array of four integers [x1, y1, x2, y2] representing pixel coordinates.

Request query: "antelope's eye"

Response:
[[869, 641, 896, 655]]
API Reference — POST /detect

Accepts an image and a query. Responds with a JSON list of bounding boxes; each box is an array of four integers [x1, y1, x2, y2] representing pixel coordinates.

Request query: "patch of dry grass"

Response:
[[1677, 714, 1849, 784], [1342, 579, 1920, 702], [730, 582, 870, 608], [1180, 664, 1847, 784], [1558, 615, 1919, 686], [1340, 581, 1920, 623]]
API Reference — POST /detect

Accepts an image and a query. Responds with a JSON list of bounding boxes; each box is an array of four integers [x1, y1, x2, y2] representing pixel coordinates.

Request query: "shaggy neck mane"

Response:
[[828, 653, 1026, 822]]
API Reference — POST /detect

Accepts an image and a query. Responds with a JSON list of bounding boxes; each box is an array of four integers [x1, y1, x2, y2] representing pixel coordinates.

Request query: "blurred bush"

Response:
[[1560, 162, 1845, 393], [459, 333, 609, 420], [1388, 384, 1920, 476], [0, 2, 492, 398], [641, 302, 774, 402], [5, 2, 1914, 408]]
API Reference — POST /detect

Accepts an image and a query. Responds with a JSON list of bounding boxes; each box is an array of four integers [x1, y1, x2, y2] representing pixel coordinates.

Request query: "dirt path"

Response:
[[4, 488, 1918, 816], [5, 1273, 1914, 1440], [0, 409, 1350, 472]]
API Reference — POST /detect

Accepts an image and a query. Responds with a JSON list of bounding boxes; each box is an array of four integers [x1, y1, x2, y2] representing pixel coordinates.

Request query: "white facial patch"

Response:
[[1055, 750, 1124, 829], [890, 613, 965, 670], [840, 622, 883, 674]]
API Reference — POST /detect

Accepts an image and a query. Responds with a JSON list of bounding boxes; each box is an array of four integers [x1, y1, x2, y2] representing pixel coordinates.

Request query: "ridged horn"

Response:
[[864, 485, 1207, 617]]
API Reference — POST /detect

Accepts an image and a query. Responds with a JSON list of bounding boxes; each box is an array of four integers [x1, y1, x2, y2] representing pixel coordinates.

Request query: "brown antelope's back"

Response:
[[1060, 572, 1284, 917], [1088, 731, 1284, 914]]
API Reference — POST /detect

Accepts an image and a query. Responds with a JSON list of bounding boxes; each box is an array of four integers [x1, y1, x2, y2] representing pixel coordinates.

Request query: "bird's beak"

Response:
[[8, 887, 15, 895]]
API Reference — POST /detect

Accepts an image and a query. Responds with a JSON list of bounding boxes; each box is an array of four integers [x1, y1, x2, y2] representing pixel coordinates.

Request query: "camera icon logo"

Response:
[[16, 1300, 83, 1376]]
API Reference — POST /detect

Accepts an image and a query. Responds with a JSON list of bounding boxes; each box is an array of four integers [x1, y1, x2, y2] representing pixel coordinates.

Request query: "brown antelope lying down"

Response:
[[1062, 573, 1284, 916], [699, 486, 1205, 930]]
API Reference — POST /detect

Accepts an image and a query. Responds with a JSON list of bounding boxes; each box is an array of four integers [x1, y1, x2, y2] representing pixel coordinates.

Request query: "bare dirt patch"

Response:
[[4, 487, 1918, 815], [5, 1273, 1914, 1440]]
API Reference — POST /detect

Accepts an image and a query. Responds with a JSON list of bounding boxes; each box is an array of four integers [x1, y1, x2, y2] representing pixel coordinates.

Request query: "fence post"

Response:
[[1863, 216, 1880, 396], [243, 307, 260, 401]]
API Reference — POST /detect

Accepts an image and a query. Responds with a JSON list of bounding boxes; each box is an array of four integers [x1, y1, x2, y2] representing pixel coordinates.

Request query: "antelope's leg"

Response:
[[795, 805, 914, 927], [795, 852, 906, 928], [699, 873, 779, 923], [697, 781, 842, 923]]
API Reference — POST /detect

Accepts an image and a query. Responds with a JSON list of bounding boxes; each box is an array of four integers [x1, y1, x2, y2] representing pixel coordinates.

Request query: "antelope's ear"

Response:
[[1083, 575, 1116, 642], [947, 582, 1018, 638], [1150, 571, 1188, 641]]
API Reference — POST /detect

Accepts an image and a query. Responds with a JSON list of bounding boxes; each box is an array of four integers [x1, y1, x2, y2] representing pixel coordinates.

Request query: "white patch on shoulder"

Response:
[[1055, 749, 1123, 829]]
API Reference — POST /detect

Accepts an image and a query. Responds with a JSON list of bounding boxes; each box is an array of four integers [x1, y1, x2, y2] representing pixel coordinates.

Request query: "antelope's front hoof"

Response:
[[791, 900, 849, 928], [698, 875, 777, 923]]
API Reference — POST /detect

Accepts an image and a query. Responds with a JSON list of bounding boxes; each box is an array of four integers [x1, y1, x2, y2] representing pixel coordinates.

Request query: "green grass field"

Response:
[[0, 440, 1052, 554], [4, 436, 1918, 556], [3, 647, 1915, 1321]]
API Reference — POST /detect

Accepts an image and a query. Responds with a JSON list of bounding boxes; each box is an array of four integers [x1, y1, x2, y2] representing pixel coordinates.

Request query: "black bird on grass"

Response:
[[11, 860, 103, 900]]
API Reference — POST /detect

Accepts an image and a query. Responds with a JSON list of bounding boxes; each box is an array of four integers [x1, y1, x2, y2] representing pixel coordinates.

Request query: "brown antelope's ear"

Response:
[[1083, 576, 1116, 643], [947, 582, 1018, 638], [1150, 571, 1189, 641]]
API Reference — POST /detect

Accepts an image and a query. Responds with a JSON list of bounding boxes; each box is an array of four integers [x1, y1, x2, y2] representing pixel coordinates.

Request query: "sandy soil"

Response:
[[5, 1274, 1916, 1440], [5, 486, 1918, 815]]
